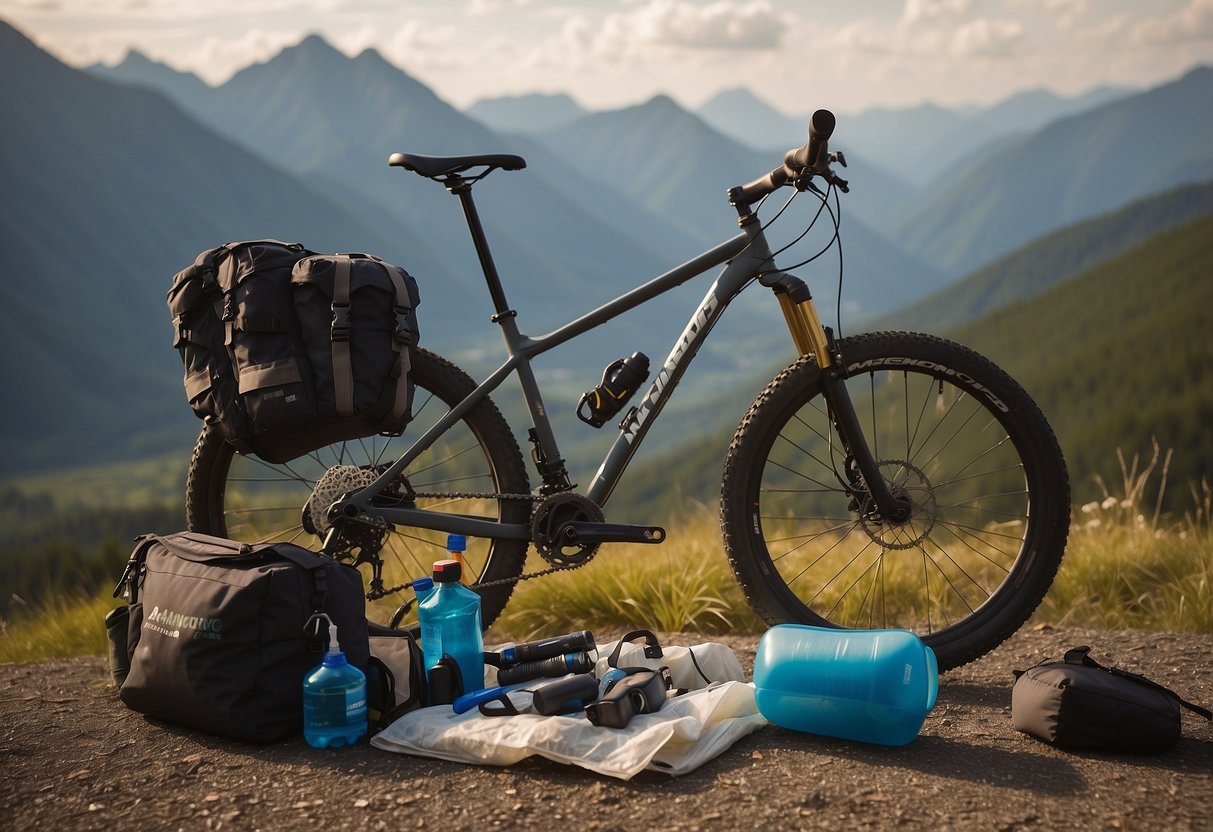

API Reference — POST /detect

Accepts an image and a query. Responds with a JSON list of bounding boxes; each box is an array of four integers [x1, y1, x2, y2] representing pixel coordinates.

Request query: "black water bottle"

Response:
[[577, 352, 650, 428]]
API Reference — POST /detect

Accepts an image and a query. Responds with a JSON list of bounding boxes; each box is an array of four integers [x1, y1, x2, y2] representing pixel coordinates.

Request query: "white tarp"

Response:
[[370, 640, 766, 779]]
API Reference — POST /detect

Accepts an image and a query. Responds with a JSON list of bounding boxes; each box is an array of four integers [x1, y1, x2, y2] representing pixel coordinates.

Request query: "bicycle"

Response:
[[185, 109, 1070, 671]]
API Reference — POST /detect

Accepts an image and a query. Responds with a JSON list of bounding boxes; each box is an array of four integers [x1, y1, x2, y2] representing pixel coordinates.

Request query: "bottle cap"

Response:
[[447, 533, 467, 553], [412, 576, 434, 592], [432, 558, 463, 583]]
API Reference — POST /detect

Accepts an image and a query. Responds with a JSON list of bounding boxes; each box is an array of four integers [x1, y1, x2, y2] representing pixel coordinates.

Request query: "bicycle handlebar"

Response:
[[730, 108, 848, 207]]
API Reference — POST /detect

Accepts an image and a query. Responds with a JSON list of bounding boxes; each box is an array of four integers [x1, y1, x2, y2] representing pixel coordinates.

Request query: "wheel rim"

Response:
[[754, 361, 1037, 635]]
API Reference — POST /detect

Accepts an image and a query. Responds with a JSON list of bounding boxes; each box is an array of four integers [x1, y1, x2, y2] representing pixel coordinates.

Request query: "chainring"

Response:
[[530, 492, 605, 568]]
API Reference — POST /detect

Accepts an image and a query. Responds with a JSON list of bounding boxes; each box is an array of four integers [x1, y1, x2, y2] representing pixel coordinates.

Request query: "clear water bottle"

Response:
[[302, 617, 367, 748], [418, 559, 484, 696]]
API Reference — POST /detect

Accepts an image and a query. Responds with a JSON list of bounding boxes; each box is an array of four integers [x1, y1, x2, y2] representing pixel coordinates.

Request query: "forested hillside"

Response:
[[951, 213, 1213, 510], [869, 182, 1213, 332]]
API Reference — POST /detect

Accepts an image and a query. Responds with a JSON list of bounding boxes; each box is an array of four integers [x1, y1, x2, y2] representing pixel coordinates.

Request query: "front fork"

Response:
[[773, 281, 912, 524]]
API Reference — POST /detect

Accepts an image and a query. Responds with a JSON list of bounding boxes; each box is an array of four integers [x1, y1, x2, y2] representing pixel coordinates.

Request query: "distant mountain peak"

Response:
[[639, 93, 683, 113], [295, 32, 336, 52], [465, 91, 587, 134], [275, 32, 352, 68], [116, 48, 156, 68], [701, 86, 783, 113]]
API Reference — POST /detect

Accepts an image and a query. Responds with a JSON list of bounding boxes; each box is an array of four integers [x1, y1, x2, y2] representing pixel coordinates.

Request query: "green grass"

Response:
[[1036, 444, 1213, 632], [488, 516, 764, 640], [0, 591, 114, 665], [4, 453, 1209, 665]]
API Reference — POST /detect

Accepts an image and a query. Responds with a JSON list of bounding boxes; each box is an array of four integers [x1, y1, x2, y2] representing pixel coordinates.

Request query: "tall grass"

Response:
[[0, 591, 114, 664], [1036, 443, 1212, 632], [489, 516, 764, 640], [3, 447, 1209, 664]]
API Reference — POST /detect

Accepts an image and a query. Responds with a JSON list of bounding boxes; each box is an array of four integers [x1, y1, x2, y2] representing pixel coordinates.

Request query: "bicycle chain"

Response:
[[369, 489, 596, 598]]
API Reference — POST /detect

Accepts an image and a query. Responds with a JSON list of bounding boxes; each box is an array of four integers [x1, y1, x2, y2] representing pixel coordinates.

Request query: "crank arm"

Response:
[[560, 522, 666, 546]]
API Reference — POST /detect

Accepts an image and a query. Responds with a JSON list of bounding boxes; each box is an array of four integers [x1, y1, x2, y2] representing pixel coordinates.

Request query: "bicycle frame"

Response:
[[333, 173, 904, 541]]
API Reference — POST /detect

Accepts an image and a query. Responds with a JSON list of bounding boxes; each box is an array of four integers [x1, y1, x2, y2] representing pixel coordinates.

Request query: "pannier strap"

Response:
[[383, 263, 414, 428], [326, 253, 414, 425], [1064, 646, 1211, 720], [331, 256, 354, 417]]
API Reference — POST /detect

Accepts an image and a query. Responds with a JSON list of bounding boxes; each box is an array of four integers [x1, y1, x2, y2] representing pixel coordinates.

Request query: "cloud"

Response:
[[190, 28, 303, 81], [466, 0, 531, 13], [901, 0, 975, 27], [1005, 0, 1091, 29], [949, 17, 1024, 56], [1133, 0, 1213, 43], [591, 0, 788, 54], [376, 19, 464, 70]]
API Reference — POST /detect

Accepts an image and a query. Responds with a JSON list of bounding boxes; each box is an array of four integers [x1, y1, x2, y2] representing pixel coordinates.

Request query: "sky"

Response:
[[3, 0, 1212, 113]]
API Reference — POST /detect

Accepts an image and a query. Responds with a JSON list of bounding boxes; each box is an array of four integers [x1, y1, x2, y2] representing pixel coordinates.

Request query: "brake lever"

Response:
[[823, 168, 850, 193]]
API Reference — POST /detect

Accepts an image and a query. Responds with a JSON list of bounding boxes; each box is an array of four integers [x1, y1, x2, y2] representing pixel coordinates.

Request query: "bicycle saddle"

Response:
[[388, 152, 526, 179]]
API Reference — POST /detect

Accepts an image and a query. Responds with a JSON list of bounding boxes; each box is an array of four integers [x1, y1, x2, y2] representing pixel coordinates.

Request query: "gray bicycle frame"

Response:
[[339, 220, 779, 540]]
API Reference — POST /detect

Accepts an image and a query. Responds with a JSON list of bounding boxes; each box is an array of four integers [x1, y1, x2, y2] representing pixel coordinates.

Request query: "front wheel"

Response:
[[720, 332, 1070, 670], [185, 348, 532, 629]]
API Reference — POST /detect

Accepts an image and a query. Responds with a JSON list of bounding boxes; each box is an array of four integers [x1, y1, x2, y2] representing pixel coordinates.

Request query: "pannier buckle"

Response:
[[393, 307, 413, 346], [331, 303, 351, 341]]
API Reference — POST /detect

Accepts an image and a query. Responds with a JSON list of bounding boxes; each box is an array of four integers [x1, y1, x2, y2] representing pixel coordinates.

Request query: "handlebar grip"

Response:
[[786, 109, 836, 172]]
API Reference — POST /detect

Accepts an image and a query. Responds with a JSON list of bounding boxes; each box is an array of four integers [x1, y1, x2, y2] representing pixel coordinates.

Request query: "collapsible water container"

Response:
[[752, 624, 938, 746]]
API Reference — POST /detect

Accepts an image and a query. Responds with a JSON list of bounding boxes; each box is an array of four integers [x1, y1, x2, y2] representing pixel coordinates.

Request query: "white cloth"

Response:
[[370, 640, 766, 779]]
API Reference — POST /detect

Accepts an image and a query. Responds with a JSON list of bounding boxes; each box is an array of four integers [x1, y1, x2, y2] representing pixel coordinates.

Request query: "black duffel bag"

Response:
[[109, 531, 370, 743], [1012, 646, 1211, 753]]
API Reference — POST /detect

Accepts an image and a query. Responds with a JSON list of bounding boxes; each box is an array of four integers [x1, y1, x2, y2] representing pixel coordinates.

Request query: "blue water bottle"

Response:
[[411, 576, 435, 605], [302, 617, 367, 748], [418, 558, 485, 697], [752, 624, 938, 746]]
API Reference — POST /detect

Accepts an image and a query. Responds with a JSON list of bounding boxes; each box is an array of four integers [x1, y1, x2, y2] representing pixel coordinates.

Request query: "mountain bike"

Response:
[[185, 110, 1070, 671]]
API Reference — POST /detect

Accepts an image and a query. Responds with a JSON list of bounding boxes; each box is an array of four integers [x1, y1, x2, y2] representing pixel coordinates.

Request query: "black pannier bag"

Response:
[[291, 252, 419, 436], [1012, 646, 1211, 753], [168, 242, 419, 463], [111, 532, 370, 743], [168, 240, 312, 454]]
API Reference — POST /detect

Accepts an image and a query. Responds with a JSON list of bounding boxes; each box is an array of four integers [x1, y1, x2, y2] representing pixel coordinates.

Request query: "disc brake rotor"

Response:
[[857, 460, 939, 550]]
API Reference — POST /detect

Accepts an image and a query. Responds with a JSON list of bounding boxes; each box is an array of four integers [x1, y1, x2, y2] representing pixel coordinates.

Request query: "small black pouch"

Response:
[[1012, 646, 1210, 753]]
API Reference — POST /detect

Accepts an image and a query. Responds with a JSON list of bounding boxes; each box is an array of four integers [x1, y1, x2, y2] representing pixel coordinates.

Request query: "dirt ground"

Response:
[[2, 625, 1211, 831]]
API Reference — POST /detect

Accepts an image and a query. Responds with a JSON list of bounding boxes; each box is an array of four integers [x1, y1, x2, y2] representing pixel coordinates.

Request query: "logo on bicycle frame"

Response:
[[622, 292, 721, 444]]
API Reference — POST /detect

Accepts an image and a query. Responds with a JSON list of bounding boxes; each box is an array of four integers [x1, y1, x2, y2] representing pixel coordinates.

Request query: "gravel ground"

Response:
[[2, 626, 1211, 831]]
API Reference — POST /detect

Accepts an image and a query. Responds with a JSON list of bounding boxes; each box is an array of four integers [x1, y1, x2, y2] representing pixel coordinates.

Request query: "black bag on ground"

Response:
[[167, 242, 419, 463], [110, 531, 369, 743], [1012, 646, 1211, 753], [365, 621, 426, 731]]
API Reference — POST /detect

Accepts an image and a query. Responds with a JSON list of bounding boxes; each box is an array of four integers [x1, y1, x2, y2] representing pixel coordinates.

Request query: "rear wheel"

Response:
[[186, 348, 531, 629], [720, 332, 1070, 670]]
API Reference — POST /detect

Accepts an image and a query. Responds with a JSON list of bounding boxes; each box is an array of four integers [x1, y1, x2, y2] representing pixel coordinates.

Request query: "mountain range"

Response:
[[4, 15, 1211, 491], [892, 66, 1213, 276], [0, 21, 422, 472], [694, 84, 1135, 184]]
